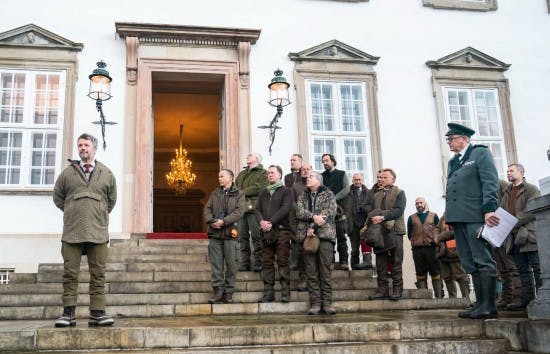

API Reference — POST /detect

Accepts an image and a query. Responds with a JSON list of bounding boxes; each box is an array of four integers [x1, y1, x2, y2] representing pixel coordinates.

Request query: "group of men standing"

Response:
[[52, 120, 542, 325]]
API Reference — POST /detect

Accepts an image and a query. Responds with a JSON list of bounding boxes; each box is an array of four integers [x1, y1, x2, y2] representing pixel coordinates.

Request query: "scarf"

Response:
[[267, 180, 284, 195]]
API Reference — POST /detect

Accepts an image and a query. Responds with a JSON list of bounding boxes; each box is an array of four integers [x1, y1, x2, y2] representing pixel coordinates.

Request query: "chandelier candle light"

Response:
[[166, 124, 197, 194]]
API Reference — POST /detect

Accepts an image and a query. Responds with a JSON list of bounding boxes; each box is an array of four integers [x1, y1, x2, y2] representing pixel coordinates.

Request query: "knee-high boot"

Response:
[[468, 271, 498, 319], [458, 273, 480, 318], [432, 277, 443, 299], [445, 278, 457, 298]]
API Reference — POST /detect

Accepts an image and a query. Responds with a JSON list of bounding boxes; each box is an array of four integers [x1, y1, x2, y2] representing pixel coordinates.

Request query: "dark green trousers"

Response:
[[61, 241, 108, 311], [305, 239, 334, 306]]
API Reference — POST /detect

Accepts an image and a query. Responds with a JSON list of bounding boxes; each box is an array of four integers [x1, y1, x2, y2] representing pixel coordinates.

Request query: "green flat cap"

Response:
[[446, 122, 475, 137]]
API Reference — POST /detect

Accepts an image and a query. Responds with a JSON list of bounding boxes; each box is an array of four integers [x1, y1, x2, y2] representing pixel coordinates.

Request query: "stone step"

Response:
[[0, 288, 434, 307], [0, 297, 467, 320], [30, 269, 374, 283], [107, 245, 209, 256], [32, 261, 216, 275], [110, 238, 209, 248], [4, 339, 510, 353], [0, 310, 505, 352]]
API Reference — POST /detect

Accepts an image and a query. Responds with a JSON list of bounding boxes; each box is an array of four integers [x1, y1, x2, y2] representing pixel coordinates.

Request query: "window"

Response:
[[0, 268, 14, 284], [423, 0, 497, 11], [307, 81, 372, 179], [0, 69, 65, 187], [289, 39, 382, 186], [427, 47, 516, 184], [443, 87, 507, 175], [0, 24, 82, 193]]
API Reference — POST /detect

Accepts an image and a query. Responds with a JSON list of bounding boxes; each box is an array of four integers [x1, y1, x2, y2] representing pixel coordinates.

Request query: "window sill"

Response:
[[0, 188, 53, 196], [423, 0, 497, 11]]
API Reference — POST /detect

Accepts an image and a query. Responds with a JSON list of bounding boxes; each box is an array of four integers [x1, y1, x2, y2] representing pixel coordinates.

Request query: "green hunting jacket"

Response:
[[445, 144, 499, 223], [235, 164, 268, 213], [53, 160, 117, 244]]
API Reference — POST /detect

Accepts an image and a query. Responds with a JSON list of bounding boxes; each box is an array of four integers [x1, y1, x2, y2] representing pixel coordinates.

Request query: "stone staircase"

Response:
[[0, 234, 542, 353]]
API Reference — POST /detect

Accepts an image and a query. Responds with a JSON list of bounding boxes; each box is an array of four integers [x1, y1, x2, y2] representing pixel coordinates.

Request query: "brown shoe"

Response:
[[223, 292, 233, 303], [323, 304, 336, 315], [208, 287, 224, 304]]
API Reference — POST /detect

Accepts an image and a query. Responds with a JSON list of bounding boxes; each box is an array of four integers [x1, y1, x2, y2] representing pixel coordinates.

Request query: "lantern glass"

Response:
[[269, 82, 290, 107], [88, 74, 112, 101]]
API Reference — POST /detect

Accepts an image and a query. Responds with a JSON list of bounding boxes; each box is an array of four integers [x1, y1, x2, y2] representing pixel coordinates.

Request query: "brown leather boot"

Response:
[[208, 287, 224, 304]]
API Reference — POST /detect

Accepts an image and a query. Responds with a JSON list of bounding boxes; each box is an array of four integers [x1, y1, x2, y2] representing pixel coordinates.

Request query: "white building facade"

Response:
[[1, 0, 549, 289]]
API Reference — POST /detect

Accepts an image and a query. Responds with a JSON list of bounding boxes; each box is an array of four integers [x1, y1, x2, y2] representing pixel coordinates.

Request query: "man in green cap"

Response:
[[444, 122, 500, 319]]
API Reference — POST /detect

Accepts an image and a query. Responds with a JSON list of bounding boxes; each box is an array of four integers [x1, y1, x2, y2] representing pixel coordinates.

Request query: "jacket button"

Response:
[[453, 199, 457, 201]]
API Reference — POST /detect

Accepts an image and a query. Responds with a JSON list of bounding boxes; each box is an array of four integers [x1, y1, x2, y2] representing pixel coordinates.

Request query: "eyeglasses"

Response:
[[446, 135, 463, 142]]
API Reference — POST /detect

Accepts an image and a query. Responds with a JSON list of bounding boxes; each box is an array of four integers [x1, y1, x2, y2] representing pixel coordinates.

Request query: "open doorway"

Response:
[[151, 72, 223, 232]]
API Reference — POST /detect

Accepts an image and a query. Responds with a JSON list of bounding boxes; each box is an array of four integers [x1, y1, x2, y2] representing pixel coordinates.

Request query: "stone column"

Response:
[[527, 193, 550, 320]]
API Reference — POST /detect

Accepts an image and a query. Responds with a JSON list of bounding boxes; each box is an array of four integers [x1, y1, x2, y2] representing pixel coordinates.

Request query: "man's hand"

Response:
[[312, 215, 326, 226], [484, 212, 500, 227], [260, 220, 272, 232], [371, 216, 384, 224], [212, 219, 224, 229]]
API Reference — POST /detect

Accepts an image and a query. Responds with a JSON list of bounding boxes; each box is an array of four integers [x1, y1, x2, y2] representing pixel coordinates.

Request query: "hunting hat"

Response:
[[445, 122, 475, 137]]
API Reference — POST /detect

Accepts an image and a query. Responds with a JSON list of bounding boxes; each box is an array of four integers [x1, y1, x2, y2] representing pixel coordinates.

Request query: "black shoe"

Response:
[[369, 293, 389, 300], [352, 262, 372, 270], [389, 294, 401, 301], [88, 310, 114, 327], [281, 294, 290, 303], [55, 314, 76, 327], [253, 265, 262, 272], [506, 303, 527, 312], [323, 305, 336, 315], [340, 263, 350, 271], [239, 265, 250, 272], [308, 304, 321, 315], [296, 281, 307, 292], [54, 306, 76, 328], [258, 294, 275, 303]]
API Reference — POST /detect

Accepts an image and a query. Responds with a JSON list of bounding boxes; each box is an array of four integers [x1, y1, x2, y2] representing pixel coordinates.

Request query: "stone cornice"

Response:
[[115, 22, 261, 47], [426, 46, 510, 72], [0, 23, 83, 51], [289, 39, 379, 65]]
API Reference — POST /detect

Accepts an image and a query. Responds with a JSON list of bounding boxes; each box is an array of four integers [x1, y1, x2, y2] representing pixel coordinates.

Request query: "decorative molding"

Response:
[[427, 47, 516, 194], [426, 46, 510, 72], [423, 0, 497, 12], [289, 39, 379, 65], [115, 22, 261, 47], [237, 41, 251, 88], [290, 39, 382, 183], [125, 37, 139, 86], [0, 23, 83, 51]]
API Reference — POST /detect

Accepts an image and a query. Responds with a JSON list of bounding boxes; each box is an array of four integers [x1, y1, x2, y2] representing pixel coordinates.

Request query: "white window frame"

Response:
[[442, 86, 507, 176], [0, 69, 66, 188], [0, 268, 14, 284], [306, 80, 374, 185]]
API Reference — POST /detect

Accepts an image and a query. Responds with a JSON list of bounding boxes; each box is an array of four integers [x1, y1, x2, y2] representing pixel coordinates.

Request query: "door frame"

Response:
[[134, 59, 240, 232]]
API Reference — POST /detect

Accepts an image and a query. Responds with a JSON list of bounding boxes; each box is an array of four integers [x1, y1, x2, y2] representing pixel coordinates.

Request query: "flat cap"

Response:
[[445, 122, 475, 137]]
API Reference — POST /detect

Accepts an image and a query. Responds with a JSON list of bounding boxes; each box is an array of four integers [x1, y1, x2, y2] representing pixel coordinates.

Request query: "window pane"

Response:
[[9, 168, 20, 184], [32, 151, 42, 166], [45, 151, 56, 166], [11, 133, 22, 147], [46, 134, 57, 148], [33, 134, 44, 148], [0, 151, 6, 165], [0, 168, 5, 183], [0, 132, 7, 147], [31, 169, 41, 184], [45, 169, 55, 184]]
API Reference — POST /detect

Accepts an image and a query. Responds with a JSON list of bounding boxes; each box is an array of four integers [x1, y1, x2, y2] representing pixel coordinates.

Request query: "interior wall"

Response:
[[152, 92, 220, 206]]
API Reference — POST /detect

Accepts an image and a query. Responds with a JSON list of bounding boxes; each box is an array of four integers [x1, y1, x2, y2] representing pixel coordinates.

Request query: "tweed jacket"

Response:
[[500, 179, 541, 253], [204, 183, 245, 239], [235, 164, 268, 213], [53, 160, 117, 244], [445, 144, 499, 223], [296, 186, 338, 242]]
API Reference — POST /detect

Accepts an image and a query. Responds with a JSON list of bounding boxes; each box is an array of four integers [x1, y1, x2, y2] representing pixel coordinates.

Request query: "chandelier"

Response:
[[165, 124, 197, 194]]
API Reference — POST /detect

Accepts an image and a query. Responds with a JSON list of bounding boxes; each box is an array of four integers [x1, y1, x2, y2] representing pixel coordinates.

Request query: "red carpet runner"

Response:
[[146, 233, 207, 240]]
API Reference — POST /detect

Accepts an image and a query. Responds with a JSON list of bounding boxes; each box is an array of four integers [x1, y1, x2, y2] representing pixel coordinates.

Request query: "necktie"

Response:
[[84, 164, 91, 174], [456, 153, 462, 161]]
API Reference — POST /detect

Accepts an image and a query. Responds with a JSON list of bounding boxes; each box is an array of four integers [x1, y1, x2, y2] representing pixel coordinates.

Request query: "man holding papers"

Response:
[[444, 122, 500, 319], [500, 163, 541, 311]]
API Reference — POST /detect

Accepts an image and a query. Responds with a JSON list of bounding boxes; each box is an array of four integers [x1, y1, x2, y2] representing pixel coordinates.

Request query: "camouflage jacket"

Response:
[[296, 186, 337, 242]]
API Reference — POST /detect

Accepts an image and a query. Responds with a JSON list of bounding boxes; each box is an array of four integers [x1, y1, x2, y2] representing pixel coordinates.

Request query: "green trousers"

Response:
[[61, 241, 108, 311]]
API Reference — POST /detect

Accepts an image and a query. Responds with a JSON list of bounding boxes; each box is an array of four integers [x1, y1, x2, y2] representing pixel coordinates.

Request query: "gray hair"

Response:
[[77, 133, 98, 149], [249, 152, 263, 163], [508, 163, 525, 174], [310, 171, 324, 185]]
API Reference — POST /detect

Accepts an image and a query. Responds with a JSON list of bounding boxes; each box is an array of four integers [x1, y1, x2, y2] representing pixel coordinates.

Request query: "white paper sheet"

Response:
[[480, 207, 519, 248]]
